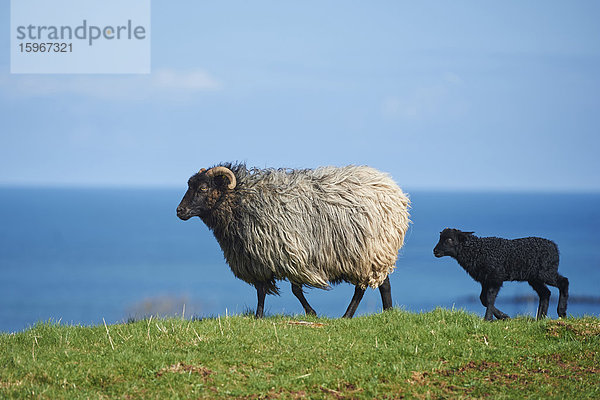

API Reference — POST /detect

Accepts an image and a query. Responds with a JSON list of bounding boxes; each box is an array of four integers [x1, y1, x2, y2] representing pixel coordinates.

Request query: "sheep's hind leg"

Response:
[[291, 283, 317, 316], [557, 275, 569, 318], [548, 274, 569, 318], [342, 285, 365, 318], [255, 282, 267, 318], [528, 280, 551, 319], [378, 276, 393, 311]]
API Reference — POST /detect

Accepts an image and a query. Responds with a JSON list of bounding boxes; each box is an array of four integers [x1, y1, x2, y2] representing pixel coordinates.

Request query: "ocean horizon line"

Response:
[[1, 183, 599, 195]]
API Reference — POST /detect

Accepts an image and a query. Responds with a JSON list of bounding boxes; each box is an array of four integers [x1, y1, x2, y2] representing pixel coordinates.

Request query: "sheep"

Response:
[[433, 228, 569, 321], [177, 163, 411, 318]]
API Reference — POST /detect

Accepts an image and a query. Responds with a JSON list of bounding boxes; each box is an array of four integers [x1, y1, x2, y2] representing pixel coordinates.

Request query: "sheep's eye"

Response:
[[198, 184, 208, 192], [446, 238, 453, 243]]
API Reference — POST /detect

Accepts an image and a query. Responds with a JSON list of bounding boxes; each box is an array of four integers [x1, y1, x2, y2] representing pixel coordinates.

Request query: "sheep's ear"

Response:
[[458, 231, 474, 242]]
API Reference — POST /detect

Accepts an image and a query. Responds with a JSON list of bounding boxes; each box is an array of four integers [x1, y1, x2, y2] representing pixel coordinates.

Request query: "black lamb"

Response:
[[433, 228, 569, 321]]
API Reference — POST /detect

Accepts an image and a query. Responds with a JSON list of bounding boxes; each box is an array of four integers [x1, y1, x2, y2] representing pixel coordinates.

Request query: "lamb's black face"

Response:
[[433, 228, 471, 258], [176, 173, 218, 221]]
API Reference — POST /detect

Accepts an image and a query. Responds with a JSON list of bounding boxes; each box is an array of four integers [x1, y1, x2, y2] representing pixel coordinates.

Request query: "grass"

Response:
[[1, 309, 599, 399]]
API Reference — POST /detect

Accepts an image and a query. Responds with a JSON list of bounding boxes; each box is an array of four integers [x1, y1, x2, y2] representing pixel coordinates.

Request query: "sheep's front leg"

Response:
[[480, 284, 509, 320], [479, 284, 489, 307], [291, 283, 317, 316], [342, 285, 365, 318], [483, 284, 503, 321], [492, 307, 510, 320], [255, 282, 267, 318]]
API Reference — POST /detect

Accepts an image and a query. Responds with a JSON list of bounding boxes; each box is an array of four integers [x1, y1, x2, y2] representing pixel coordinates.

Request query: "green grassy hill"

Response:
[[1, 309, 599, 399]]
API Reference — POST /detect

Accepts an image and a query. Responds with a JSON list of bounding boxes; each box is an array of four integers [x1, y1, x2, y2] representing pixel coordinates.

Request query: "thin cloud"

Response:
[[0, 68, 221, 100]]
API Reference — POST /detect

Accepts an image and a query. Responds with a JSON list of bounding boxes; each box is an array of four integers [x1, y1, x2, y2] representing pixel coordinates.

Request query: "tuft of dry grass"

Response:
[[155, 362, 213, 378]]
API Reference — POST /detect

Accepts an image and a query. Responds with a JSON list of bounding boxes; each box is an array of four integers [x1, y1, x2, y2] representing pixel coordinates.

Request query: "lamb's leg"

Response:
[[548, 274, 569, 318], [291, 283, 317, 316], [480, 284, 509, 320], [493, 307, 510, 320], [479, 284, 489, 307], [528, 280, 551, 319], [378, 276, 393, 311], [557, 275, 569, 318], [342, 285, 365, 318], [255, 282, 267, 318], [484, 284, 503, 321]]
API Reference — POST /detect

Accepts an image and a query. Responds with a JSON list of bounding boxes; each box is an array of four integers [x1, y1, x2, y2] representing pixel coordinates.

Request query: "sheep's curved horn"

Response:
[[198, 168, 207, 174], [206, 166, 236, 190]]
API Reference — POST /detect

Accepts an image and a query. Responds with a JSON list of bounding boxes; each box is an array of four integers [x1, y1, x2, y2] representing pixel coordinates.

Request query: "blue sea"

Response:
[[1, 188, 599, 333]]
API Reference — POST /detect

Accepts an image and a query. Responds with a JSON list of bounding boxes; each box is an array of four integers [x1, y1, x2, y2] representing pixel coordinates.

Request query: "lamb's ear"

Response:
[[458, 231, 474, 242]]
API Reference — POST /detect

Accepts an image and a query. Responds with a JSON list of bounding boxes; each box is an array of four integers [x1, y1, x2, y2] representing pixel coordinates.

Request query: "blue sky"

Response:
[[1, 1, 599, 191]]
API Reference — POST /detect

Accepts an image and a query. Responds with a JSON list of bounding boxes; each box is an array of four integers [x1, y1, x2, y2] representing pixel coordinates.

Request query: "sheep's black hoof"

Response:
[[495, 311, 510, 320]]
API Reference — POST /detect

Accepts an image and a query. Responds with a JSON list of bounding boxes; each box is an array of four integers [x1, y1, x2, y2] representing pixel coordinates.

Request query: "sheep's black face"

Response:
[[434, 228, 472, 258], [176, 173, 221, 221]]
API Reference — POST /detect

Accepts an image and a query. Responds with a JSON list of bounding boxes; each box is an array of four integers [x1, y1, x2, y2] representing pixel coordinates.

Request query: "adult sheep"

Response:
[[433, 228, 569, 321], [177, 163, 411, 318]]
